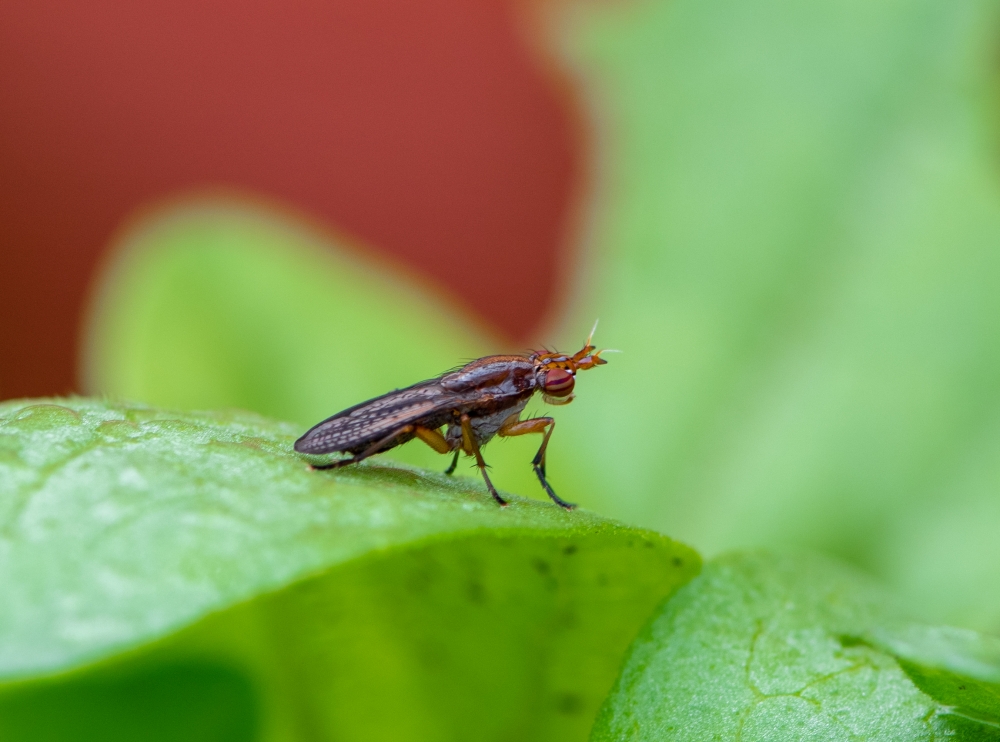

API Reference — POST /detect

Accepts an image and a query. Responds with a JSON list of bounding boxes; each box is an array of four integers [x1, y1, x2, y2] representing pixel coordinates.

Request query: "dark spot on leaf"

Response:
[[466, 580, 485, 604], [555, 609, 578, 629], [563, 544, 577, 555], [837, 634, 867, 648], [532, 558, 551, 576], [555, 692, 584, 715], [672, 556, 684, 567]]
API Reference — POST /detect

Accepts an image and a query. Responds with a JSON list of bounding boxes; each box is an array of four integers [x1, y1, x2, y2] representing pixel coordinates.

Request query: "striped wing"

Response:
[[294, 380, 464, 454]]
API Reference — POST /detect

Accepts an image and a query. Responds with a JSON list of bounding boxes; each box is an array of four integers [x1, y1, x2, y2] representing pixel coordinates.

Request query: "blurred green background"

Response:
[[77, 0, 1000, 637]]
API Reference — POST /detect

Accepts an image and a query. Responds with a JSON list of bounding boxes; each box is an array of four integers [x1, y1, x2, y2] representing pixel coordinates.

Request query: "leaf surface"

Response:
[[0, 398, 698, 741], [865, 624, 1000, 730], [590, 551, 1000, 742]]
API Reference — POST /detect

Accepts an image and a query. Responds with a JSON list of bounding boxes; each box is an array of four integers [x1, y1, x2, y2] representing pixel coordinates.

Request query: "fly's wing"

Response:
[[294, 380, 466, 455]]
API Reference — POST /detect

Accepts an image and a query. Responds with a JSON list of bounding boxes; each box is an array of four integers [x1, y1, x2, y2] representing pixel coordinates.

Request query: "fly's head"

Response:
[[530, 321, 611, 406]]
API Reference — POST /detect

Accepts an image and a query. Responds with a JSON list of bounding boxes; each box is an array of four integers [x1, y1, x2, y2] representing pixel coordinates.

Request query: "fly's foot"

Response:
[[533, 463, 575, 510], [484, 478, 508, 507]]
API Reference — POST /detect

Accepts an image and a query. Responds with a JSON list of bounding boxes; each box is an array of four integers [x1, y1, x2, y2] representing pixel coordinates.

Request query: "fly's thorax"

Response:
[[441, 355, 536, 395]]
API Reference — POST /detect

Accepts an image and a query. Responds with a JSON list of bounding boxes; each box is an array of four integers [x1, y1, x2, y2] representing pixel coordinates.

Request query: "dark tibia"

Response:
[[444, 450, 460, 475], [532, 462, 575, 510], [527, 419, 573, 509], [460, 414, 508, 507], [480, 465, 508, 506]]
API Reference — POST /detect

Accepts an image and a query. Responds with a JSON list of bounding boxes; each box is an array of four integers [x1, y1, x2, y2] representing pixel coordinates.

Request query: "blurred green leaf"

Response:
[[869, 623, 1000, 684], [590, 551, 1000, 742], [84, 199, 490, 428], [551, 0, 1000, 629], [0, 398, 699, 742]]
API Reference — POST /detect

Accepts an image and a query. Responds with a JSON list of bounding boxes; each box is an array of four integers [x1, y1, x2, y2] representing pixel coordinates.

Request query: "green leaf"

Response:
[[590, 551, 1000, 742], [864, 624, 1000, 730], [83, 198, 490, 428], [0, 398, 698, 741], [550, 0, 1000, 629]]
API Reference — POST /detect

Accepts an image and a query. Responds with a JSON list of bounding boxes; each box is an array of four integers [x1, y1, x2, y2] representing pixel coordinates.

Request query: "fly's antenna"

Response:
[[572, 319, 603, 365], [585, 318, 599, 348]]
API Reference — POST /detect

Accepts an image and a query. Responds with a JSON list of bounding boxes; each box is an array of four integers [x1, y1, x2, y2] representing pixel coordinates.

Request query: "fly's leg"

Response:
[[444, 450, 460, 475], [498, 416, 575, 510], [461, 414, 507, 506], [412, 426, 462, 475], [310, 425, 415, 470], [413, 425, 453, 453]]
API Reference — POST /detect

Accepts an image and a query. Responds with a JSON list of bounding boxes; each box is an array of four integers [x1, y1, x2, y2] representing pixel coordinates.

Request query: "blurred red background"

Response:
[[0, 0, 581, 400]]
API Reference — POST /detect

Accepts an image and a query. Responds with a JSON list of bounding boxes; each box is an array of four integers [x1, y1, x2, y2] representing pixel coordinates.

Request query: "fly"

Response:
[[294, 323, 612, 509]]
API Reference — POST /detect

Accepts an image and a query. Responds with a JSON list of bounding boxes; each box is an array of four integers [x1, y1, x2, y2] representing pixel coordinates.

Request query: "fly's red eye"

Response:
[[543, 368, 575, 397]]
